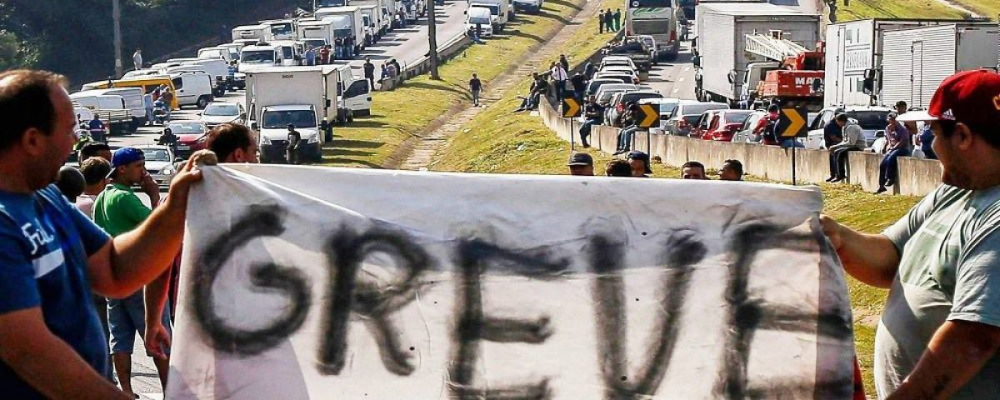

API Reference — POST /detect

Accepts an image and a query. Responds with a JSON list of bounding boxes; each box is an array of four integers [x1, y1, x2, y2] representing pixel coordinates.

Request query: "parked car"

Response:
[[599, 55, 638, 71], [636, 35, 658, 64], [599, 66, 640, 80], [662, 100, 728, 135], [133, 145, 176, 187], [705, 110, 754, 141], [605, 90, 663, 127], [637, 97, 680, 132], [585, 78, 622, 97], [166, 121, 209, 160], [732, 110, 768, 143], [594, 84, 638, 108], [805, 105, 892, 149], [691, 109, 725, 139], [663, 114, 703, 137], [592, 72, 639, 84], [199, 102, 247, 129]]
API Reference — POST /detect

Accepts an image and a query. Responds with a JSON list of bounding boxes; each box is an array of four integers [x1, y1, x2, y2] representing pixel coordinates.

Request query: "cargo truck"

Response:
[[231, 24, 272, 42], [316, 6, 367, 54], [692, 2, 819, 107], [824, 18, 997, 107], [244, 66, 340, 163]]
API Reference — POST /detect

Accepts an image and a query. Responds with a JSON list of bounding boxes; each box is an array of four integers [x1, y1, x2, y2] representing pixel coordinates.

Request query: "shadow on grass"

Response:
[[535, 9, 573, 25], [325, 148, 375, 157], [404, 80, 469, 97], [504, 29, 546, 43], [546, 0, 583, 10], [345, 119, 390, 128], [325, 157, 384, 168]]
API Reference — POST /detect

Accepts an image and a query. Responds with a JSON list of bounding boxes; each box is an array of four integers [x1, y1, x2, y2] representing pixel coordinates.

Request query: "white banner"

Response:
[[166, 165, 855, 399]]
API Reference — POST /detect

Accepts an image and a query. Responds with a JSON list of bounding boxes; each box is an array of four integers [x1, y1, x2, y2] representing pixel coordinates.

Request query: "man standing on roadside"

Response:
[[93, 147, 173, 397], [364, 57, 376, 90], [567, 152, 594, 176], [613, 8, 622, 31], [719, 159, 743, 181], [599, 9, 605, 33], [469, 74, 483, 107], [132, 48, 143, 71], [286, 124, 302, 165], [551, 61, 569, 101], [823, 70, 1000, 399], [570, 72, 586, 103], [603, 10, 613, 34], [0, 69, 209, 399], [320, 45, 331, 65]]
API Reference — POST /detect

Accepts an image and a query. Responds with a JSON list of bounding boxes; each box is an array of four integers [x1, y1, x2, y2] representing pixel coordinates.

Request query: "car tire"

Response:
[[196, 96, 211, 109]]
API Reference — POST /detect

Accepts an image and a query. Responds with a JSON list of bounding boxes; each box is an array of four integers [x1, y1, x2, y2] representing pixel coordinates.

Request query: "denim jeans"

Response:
[[107, 291, 171, 355], [829, 147, 859, 179], [781, 138, 804, 148], [879, 148, 911, 186], [617, 126, 637, 151], [580, 118, 599, 145]]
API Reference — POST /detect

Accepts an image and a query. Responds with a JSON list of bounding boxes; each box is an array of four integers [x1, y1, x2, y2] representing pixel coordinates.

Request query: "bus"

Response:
[[624, 0, 680, 61]]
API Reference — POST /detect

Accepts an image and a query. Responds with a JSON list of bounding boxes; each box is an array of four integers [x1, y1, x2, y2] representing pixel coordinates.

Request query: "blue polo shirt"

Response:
[[0, 185, 110, 398]]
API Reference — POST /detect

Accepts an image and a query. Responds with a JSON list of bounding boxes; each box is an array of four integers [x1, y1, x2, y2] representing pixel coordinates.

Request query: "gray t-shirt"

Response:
[[878, 184, 1000, 398]]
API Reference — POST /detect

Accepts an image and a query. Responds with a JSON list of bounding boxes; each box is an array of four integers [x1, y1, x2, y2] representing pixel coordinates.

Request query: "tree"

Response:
[[427, 0, 439, 79], [0, 30, 38, 70]]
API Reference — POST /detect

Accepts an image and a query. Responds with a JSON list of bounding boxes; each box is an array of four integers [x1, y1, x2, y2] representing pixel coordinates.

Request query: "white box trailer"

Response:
[[823, 18, 996, 107], [244, 66, 340, 163], [316, 6, 366, 52], [693, 2, 819, 106], [231, 24, 272, 42], [881, 24, 999, 109]]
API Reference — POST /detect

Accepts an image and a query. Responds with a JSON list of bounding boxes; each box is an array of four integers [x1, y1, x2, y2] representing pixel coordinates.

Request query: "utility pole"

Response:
[[427, 0, 440, 79], [113, 0, 123, 78]]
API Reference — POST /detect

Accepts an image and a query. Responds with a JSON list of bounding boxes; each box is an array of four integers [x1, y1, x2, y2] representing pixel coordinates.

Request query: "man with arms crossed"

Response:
[[823, 70, 1000, 399]]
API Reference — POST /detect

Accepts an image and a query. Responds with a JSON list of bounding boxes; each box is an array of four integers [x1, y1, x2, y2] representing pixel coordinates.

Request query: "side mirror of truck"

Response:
[[727, 70, 736, 84]]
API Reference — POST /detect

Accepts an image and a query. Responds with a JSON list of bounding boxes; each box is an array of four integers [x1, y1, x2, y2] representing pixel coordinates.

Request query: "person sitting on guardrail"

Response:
[[875, 112, 912, 194], [579, 95, 603, 148], [613, 102, 641, 155], [514, 73, 548, 112], [826, 113, 864, 183]]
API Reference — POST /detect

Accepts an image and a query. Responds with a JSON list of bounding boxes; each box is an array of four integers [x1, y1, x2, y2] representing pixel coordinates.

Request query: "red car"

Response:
[[167, 121, 209, 159], [704, 110, 754, 142]]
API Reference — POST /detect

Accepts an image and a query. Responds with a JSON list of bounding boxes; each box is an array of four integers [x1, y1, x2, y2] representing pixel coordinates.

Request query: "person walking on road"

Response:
[[613, 9, 622, 31], [822, 69, 1000, 399], [286, 124, 302, 165], [364, 57, 376, 90], [93, 147, 174, 398], [132, 48, 143, 71], [469, 73, 483, 106]]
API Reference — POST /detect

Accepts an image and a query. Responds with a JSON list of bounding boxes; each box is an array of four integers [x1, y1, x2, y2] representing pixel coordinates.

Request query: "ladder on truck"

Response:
[[745, 31, 809, 62]]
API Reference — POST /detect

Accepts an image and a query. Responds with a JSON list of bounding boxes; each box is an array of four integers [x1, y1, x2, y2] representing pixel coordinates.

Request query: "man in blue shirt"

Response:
[[0, 69, 212, 399], [87, 114, 105, 143]]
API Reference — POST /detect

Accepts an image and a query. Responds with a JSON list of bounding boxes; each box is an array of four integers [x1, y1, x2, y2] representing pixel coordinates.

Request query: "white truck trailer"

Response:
[[823, 18, 996, 107], [693, 2, 819, 106], [231, 24, 272, 42], [316, 6, 367, 54], [244, 66, 340, 163], [880, 24, 999, 109]]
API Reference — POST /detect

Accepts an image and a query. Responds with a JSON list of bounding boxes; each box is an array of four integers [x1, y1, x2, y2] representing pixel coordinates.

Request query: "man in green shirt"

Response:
[[93, 147, 170, 398], [823, 70, 1000, 399]]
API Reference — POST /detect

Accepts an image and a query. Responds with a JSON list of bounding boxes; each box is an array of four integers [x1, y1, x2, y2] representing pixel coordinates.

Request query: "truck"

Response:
[[379, 0, 398, 31], [262, 19, 298, 41], [741, 31, 825, 111], [624, 0, 681, 60], [239, 44, 287, 72], [824, 19, 997, 107], [512, 0, 542, 15], [231, 24, 272, 42], [469, 0, 508, 33], [244, 66, 340, 163], [76, 87, 147, 129], [881, 24, 999, 109], [299, 18, 338, 47], [333, 64, 373, 118], [693, 2, 819, 107], [316, 6, 367, 54], [400, 0, 425, 23], [358, 4, 385, 43], [69, 93, 134, 136]]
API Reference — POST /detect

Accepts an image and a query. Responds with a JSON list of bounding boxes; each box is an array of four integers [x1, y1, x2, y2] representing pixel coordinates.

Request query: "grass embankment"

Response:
[[953, 0, 1000, 19], [833, 0, 970, 20], [319, 0, 590, 168]]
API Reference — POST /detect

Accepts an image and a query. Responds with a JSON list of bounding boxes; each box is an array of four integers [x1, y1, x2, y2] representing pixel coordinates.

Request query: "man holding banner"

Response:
[[824, 70, 1000, 399], [0, 70, 211, 399]]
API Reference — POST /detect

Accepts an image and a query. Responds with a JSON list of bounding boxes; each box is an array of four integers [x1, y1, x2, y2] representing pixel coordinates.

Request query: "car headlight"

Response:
[[196, 134, 207, 144], [160, 165, 175, 175], [308, 134, 319, 144], [261, 135, 272, 145]]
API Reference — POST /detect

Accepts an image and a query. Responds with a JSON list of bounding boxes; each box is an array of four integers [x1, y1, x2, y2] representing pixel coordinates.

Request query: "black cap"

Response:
[[567, 152, 594, 166]]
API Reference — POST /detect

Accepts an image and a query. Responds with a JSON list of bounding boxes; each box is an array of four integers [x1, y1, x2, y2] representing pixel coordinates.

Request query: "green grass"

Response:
[[319, 0, 590, 168], [954, 0, 1000, 19], [834, 0, 970, 21]]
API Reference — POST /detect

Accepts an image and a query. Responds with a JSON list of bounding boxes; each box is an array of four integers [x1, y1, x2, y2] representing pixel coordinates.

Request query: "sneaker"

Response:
[[831, 176, 845, 183], [875, 186, 887, 194], [825, 176, 837, 182], [885, 179, 895, 187]]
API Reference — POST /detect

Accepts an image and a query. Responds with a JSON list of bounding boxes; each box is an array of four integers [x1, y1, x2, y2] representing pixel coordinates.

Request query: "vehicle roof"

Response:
[[678, 100, 726, 106], [262, 104, 317, 111], [317, 6, 361, 11], [602, 55, 633, 61], [621, 90, 662, 97], [243, 45, 280, 50], [600, 66, 637, 73], [698, 2, 816, 16], [639, 97, 680, 104], [468, 6, 493, 14], [69, 92, 123, 100], [233, 24, 269, 29]]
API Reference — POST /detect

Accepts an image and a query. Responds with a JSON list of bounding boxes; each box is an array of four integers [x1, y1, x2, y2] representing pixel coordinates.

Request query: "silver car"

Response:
[[133, 145, 177, 187]]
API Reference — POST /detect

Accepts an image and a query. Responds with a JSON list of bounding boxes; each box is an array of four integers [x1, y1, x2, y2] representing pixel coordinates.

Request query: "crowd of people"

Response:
[[3, 66, 1000, 400]]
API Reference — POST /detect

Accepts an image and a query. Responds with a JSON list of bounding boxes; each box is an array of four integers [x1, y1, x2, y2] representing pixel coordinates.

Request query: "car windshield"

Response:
[[241, 50, 274, 63], [140, 149, 171, 162], [682, 114, 701, 124], [271, 23, 293, 36], [303, 39, 326, 49], [334, 28, 352, 38], [262, 110, 317, 129], [635, 0, 671, 7], [725, 112, 752, 124], [849, 111, 890, 130], [200, 49, 222, 59], [167, 122, 205, 134], [204, 104, 239, 116], [472, 4, 500, 15]]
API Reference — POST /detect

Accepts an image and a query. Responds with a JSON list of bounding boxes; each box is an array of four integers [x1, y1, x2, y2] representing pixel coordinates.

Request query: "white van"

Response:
[[465, 7, 494, 37], [335, 65, 372, 117], [68, 93, 134, 135], [78, 87, 146, 127], [469, 0, 508, 32], [169, 72, 215, 109], [197, 47, 232, 63]]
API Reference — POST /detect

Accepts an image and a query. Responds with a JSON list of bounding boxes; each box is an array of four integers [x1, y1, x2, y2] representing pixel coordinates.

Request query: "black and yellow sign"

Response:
[[637, 104, 658, 128], [779, 107, 808, 138], [562, 98, 581, 118]]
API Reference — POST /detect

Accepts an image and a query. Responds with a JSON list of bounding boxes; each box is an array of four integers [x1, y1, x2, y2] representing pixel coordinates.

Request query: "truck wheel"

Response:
[[196, 96, 211, 109]]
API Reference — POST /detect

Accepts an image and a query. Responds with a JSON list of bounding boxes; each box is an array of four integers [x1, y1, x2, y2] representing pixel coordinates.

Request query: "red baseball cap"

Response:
[[897, 69, 1000, 133]]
